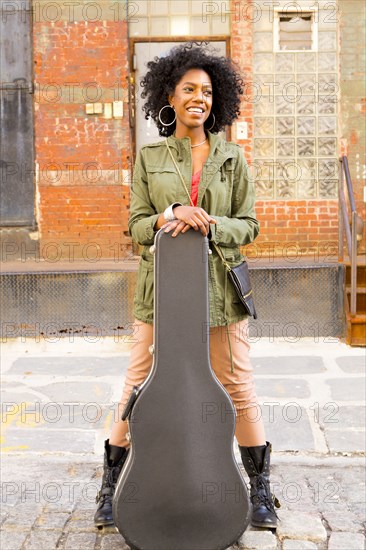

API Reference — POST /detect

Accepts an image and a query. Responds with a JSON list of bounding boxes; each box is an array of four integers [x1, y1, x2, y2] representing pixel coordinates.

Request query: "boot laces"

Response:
[[253, 474, 280, 518], [96, 465, 119, 504]]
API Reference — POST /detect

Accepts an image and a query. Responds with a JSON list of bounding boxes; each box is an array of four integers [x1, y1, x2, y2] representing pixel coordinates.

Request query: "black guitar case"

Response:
[[113, 229, 250, 550]]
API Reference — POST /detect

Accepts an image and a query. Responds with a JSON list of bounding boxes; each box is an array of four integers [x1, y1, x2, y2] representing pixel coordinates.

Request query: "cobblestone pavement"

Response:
[[1, 337, 365, 549]]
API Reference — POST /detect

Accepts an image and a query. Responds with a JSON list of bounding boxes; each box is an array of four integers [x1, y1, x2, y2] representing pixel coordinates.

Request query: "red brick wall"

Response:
[[250, 200, 338, 260], [33, 15, 132, 260], [32, 3, 357, 262]]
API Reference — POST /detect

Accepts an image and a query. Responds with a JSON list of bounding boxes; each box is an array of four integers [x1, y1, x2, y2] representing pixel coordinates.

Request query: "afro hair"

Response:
[[140, 42, 244, 137]]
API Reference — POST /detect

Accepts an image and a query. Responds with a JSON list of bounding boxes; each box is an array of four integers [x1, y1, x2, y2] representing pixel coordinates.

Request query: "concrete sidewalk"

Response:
[[1, 336, 365, 550]]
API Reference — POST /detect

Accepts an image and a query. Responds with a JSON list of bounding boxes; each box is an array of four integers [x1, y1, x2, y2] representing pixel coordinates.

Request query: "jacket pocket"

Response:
[[224, 250, 243, 266], [135, 257, 154, 306], [145, 165, 178, 208]]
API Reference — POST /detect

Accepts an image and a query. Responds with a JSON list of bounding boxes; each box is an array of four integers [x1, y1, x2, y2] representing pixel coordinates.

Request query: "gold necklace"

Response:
[[191, 138, 207, 149]]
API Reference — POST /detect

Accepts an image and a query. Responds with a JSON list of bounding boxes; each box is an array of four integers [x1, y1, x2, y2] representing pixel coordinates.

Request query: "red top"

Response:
[[190, 170, 202, 206]]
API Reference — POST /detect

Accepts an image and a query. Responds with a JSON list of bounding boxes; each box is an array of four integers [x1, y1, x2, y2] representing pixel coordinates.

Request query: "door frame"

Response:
[[129, 36, 232, 160], [0, 0, 36, 227]]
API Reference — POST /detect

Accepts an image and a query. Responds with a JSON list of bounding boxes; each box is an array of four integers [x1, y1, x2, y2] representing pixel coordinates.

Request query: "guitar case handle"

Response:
[[122, 385, 141, 421]]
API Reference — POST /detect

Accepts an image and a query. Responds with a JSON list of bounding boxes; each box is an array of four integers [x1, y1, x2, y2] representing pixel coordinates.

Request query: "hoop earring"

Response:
[[158, 105, 176, 127], [205, 112, 216, 131]]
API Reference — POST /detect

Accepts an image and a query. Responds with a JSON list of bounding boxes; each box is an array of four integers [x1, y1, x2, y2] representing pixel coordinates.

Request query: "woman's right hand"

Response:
[[171, 205, 216, 237]]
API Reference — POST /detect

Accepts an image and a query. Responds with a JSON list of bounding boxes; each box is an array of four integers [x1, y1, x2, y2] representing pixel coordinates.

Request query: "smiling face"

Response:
[[168, 68, 213, 133]]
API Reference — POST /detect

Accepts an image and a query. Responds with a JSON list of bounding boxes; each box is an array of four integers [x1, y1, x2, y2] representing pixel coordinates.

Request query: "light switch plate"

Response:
[[236, 121, 248, 140]]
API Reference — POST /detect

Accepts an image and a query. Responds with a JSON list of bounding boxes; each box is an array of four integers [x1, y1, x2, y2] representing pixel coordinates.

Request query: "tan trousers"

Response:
[[110, 319, 265, 448]]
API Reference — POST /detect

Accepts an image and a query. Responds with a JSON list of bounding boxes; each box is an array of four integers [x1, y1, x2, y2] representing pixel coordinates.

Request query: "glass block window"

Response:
[[253, 3, 338, 200], [129, 0, 229, 37]]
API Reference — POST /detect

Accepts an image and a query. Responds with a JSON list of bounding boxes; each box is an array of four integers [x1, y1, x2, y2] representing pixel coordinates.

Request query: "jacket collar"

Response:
[[166, 131, 231, 161]]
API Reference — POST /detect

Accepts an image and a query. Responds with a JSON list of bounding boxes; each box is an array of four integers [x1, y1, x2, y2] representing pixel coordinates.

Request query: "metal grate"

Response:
[[249, 263, 345, 338], [1, 265, 345, 339], [1, 271, 136, 340]]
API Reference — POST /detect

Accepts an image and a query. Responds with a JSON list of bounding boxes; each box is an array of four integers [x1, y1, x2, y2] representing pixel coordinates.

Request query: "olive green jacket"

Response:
[[128, 131, 260, 326]]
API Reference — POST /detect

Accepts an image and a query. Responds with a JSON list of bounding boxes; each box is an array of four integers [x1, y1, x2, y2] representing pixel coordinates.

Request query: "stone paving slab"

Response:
[[0, 531, 29, 550], [261, 406, 315, 452], [2, 401, 113, 431], [2, 429, 96, 453], [34, 512, 70, 530], [2, 380, 113, 404], [238, 529, 277, 549], [335, 356, 365, 373], [1, 388, 43, 404], [326, 378, 366, 402], [63, 532, 97, 549], [2, 509, 39, 530], [0, 457, 97, 482], [323, 406, 365, 429], [252, 356, 326, 374], [99, 533, 130, 550], [323, 511, 365, 533], [276, 511, 327, 543], [282, 541, 318, 550], [325, 428, 366, 453], [255, 379, 311, 399], [327, 531, 366, 550], [66, 509, 98, 532], [23, 530, 62, 549], [30, 380, 113, 403], [9, 357, 130, 377]]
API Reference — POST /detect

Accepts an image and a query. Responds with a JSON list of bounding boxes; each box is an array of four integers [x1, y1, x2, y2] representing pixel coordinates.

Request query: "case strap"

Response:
[[165, 140, 194, 207]]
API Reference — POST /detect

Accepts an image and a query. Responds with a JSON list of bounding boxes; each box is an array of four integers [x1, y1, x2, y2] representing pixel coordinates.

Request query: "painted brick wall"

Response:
[[33, 2, 132, 260]]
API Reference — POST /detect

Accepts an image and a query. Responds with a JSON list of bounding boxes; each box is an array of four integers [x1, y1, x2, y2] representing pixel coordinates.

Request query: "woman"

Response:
[[94, 43, 278, 531]]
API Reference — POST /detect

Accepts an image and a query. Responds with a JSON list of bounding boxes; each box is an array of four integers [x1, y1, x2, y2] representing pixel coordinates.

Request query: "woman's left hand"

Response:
[[162, 220, 192, 237]]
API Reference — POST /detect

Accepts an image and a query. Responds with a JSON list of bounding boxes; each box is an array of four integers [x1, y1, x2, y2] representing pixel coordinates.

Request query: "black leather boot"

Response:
[[94, 439, 129, 528], [239, 441, 280, 529]]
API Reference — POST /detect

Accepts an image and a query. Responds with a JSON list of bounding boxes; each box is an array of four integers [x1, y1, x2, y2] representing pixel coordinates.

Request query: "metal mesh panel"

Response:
[[1, 265, 345, 339], [249, 264, 345, 338], [1, 271, 136, 339]]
